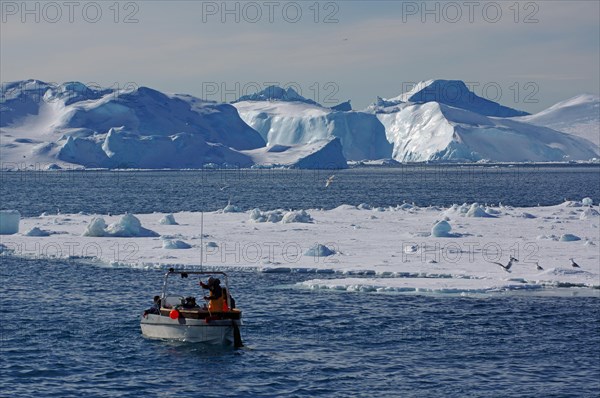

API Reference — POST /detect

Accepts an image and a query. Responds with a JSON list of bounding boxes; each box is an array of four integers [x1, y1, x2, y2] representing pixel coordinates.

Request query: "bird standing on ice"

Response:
[[570, 258, 581, 268], [325, 175, 335, 188], [490, 256, 519, 272], [535, 262, 544, 271]]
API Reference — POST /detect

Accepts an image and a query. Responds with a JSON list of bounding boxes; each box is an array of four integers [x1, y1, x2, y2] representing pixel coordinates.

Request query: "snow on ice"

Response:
[[2, 201, 599, 296]]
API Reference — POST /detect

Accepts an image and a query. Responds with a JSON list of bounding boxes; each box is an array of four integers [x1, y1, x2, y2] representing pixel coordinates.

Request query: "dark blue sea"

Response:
[[1, 166, 600, 397], [1, 165, 599, 217]]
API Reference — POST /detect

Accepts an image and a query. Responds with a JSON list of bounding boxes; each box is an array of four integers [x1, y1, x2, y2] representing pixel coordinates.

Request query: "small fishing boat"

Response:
[[140, 269, 243, 347]]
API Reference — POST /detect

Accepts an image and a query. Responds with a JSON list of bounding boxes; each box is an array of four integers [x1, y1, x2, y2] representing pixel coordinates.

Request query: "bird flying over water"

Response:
[[325, 175, 335, 188], [490, 256, 519, 272]]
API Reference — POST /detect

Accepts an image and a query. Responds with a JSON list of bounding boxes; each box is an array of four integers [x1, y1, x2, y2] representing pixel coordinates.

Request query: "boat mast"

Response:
[[200, 211, 204, 272]]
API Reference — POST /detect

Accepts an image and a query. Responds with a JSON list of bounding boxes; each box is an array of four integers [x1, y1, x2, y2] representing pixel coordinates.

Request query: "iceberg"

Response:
[[560, 234, 581, 242], [243, 138, 347, 169], [0, 210, 21, 235], [233, 86, 392, 161], [162, 239, 192, 249], [514, 94, 600, 152], [304, 244, 336, 257], [3, 79, 598, 166], [281, 210, 313, 224], [83, 214, 158, 237], [159, 214, 179, 225], [83, 217, 109, 237], [431, 220, 453, 237], [23, 227, 52, 237], [375, 101, 598, 162], [1, 80, 264, 168], [380, 79, 529, 117]]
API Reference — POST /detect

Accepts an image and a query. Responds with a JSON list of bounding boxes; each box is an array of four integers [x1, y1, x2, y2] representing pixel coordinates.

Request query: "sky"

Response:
[[1, 0, 599, 112]]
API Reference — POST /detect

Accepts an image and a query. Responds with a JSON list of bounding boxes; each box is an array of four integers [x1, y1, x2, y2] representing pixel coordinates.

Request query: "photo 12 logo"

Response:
[[200, 1, 340, 23], [1, 1, 140, 23], [400, 80, 540, 104], [400, 1, 540, 24], [202, 81, 340, 105]]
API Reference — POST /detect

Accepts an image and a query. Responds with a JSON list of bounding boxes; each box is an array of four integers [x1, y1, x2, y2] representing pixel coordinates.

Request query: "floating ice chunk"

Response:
[[282, 210, 313, 223], [261, 267, 292, 273], [304, 244, 335, 257], [403, 244, 418, 254], [162, 239, 192, 249], [249, 208, 283, 223], [537, 234, 559, 241], [223, 203, 242, 213], [83, 217, 108, 237], [0, 210, 20, 235], [315, 268, 335, 274], [159, 214, 179, 225], [23, 227, 51, 237], [333, 204, 356, 211], [267, 212, 283, 223], [580, 208, 600, 220], [560, 234, 581, 242], [106, 214, 159, 237], [431, 220, 453, 237], [466, 203, 495, 218], [249, 208, 265, 222], [519, 212, 537, 219], [485, 207, 502, 215], [85, 214, 158, 237], [440, 204, 458, 217], [582, 197, 593, 206]]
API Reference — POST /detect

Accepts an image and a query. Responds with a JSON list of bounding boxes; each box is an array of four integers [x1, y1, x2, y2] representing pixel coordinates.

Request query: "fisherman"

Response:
[[143, 295, 161, 317], [200, 277, 224, 312]]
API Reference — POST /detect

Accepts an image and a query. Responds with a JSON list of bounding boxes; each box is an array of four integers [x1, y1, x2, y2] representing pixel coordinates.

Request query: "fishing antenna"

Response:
[[200, 211, 204, 272]]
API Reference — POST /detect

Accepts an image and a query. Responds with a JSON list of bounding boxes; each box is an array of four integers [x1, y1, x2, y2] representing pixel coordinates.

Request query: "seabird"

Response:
[[535, 262, 544, 271], [325, 175, 335, 188], [219, 185, 229, 191], [570, 258, 580, 268], [490, 256, 519, 272]]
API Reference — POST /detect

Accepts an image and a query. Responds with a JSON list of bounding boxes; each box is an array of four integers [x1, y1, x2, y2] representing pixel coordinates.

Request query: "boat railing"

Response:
[[161, 268, 232, 311]]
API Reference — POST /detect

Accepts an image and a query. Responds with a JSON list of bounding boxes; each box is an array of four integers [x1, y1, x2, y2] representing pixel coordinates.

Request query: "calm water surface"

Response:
[[1, 166, 599, 216]]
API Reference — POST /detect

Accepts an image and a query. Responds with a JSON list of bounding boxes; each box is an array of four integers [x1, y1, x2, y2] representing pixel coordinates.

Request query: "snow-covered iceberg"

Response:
[[1, 80, 264, 168], [243, 138, 347, 169], [233, 86, 392, 161], [374, 96, 598, 162], [513, 94, 600, 152], [379, 79, 529, 117], [3, 79, 598, 167], [83, 214, 158, 237]]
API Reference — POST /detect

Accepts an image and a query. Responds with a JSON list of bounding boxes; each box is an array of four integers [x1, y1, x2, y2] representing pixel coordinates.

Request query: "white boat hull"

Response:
[[140, 314, 242, 345]]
